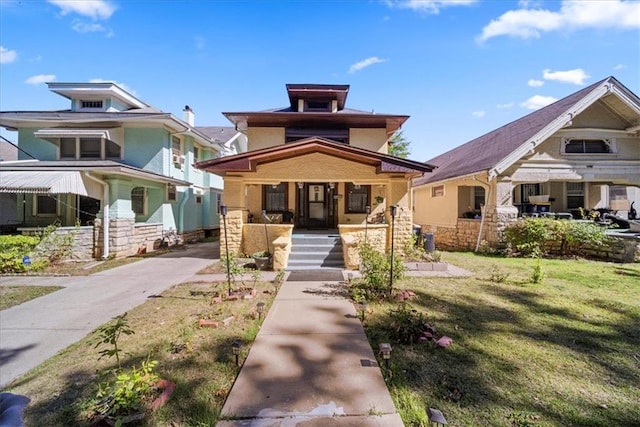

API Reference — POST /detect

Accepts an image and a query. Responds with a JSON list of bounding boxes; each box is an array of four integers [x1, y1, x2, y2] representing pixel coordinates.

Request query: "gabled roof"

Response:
[[195, 137, 434, 177], [414, 76, 640, 186]]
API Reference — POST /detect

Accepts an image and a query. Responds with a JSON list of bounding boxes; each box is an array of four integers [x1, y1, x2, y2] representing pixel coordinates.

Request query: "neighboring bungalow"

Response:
[[413, 76, 640, 252], [0, 82, 246, 259], [196, 84, 434, 270]]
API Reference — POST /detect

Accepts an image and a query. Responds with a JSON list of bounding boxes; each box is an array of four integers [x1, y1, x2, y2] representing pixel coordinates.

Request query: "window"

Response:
[[431, 185, 444, 197], [34, 195, 57, 215], [196, 195, 203, 204], [167, 184, 177, 202], [263, 183, 288, 213], [105, 139, 121, 159], [81, 100, 103, 109], [193, 146, 200, 162], [473, 186, 485, 210], [285, 127, 349, 144], [563, 139, 612, 154], [131, 187, 146, 215], [346, 183, 370, 213], [305, 100, 330, 111], [172, 136, 182, 156], [521, 183, 541, 203], [566, 182, 584, 209], [80, 137, 101, 158], [60, 137, 76, 159], [57, 137, 120, 160]]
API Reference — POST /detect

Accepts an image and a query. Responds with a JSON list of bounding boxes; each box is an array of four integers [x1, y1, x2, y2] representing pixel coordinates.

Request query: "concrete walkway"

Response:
[[0, 242, 218, 388], [216, 274, 404, 427]]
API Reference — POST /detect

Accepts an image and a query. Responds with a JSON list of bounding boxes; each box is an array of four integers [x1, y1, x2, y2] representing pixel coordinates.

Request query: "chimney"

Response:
[[183, 105, 195, 126]]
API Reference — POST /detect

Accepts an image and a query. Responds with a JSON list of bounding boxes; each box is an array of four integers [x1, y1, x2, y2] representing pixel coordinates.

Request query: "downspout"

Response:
[[178, 189, 189, 233], [474, 174, 493, 253], [85, 173, 110, 259]]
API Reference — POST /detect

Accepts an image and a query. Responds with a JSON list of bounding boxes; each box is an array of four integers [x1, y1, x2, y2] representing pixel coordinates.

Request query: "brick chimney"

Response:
[[183, 105, 195, 126]]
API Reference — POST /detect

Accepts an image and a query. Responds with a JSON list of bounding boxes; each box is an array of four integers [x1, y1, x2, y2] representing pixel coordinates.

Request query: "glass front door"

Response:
[[295, 183, 337, 229]]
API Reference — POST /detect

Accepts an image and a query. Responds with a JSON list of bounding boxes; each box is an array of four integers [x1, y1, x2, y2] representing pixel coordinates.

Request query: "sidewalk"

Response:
[[216, 274, 404, 427], [0, 242, 218, 388]]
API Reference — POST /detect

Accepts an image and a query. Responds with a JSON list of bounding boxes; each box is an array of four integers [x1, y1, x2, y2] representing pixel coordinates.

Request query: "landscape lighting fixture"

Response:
[[379, 342, 392, 370], [257, 302, 265, 320], [231, 340, 242, 367], [356, 300, 367, 321], [220, 205, 231, 296], [427, 407, 448, 425]]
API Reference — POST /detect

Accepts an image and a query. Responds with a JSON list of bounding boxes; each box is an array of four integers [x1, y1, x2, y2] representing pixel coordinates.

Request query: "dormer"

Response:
[[286, 84, 349, 113], [47, 82, 156, 113]]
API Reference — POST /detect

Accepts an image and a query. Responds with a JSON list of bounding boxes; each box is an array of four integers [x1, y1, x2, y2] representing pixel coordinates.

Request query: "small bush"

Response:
[[355, 242, 404, 301], [384, 303, 429, 345]]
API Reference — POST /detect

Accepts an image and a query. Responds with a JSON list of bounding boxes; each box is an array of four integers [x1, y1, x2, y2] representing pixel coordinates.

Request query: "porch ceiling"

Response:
[[195, 137, 435, 177]]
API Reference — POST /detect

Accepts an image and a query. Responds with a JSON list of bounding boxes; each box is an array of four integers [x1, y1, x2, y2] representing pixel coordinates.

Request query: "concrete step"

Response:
[[288, 252, 343, 262]]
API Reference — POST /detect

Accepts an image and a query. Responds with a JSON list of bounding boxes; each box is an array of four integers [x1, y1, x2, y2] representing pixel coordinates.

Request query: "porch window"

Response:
[[473, 186, 485, 210], [521, 183, 541, 203], [80, 137, 102, 158], [60, 137, 76, 159], [346, 183, 370, 213], [264, 183, 288, 213], [566, 182, 584, 209], [131, 187, 146, 215], [34, 194, 58, 216]]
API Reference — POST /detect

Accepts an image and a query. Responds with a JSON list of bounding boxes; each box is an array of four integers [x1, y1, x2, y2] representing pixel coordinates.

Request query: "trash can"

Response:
[[422, 232, 435, 252], [412, 225, 422, 247]]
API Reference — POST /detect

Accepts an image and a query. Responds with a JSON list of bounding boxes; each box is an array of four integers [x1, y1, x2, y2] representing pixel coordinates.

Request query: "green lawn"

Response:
[[367, 253, 640, 426], [0, 285, 63, 310]]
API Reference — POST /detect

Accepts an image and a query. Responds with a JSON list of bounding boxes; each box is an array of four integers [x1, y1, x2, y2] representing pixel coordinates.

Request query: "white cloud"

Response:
[[613, 63, 626, 70], [48, 0, 116, 20], [389, 0, 477, 15], [0, 46, 17, 64], [528, 79, 544, 87], [477, 0, 640, 42], [25, 74, 56, 85], [72, 20, 106, 33], [497, 102, 515, 109], [89, 78, 136, 94], [542, 68, 589, 85], [521, 94, 558, 110], [472, 110, 486, 118], [348, 56, 387, 74]]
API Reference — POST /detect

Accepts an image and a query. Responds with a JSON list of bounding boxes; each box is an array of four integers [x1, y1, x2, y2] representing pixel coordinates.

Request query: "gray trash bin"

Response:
[[422, 232, 435, 252]]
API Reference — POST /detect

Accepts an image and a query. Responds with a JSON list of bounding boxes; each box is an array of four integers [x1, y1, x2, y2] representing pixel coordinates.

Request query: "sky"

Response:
[[1, 0, 639, 162]]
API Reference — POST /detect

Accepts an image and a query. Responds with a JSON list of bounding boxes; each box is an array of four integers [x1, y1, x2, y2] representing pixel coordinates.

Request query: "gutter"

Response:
[[84, 173, 110, 259]]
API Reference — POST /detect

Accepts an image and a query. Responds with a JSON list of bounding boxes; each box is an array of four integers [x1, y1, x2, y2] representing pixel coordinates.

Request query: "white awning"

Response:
[[0, 171, 89, 195]]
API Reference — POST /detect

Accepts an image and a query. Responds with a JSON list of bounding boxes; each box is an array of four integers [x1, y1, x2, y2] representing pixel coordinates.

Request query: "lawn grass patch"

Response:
[[366, 252, 640, 426], [0, 285, 63, 310], [3, 280, 275, 426]]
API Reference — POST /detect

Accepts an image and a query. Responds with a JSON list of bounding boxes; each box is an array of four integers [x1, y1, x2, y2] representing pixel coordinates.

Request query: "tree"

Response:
[[388, 130, 411, 158]]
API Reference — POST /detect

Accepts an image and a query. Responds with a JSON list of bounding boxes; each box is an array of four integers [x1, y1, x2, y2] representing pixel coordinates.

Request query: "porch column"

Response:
[[386, 180, 413, 253], [484, 180, 519, 245], [102, 178, 136, 258], [220, 178, 244, 256]]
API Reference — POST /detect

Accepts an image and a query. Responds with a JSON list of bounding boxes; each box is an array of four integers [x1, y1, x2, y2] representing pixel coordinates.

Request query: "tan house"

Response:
[[196, 84, 433, 270], [413, 76, 640, 252]]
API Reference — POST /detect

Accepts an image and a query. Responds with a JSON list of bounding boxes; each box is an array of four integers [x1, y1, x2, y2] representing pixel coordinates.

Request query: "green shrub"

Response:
[[0, 234, 45, 273], [354, 242, 404, 301], [384, 303, 429, 345], [503, 217, 610, 257]]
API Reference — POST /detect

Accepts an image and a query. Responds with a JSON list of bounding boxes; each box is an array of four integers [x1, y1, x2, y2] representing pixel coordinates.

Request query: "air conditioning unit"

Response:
[[172, 154, 186, 165]]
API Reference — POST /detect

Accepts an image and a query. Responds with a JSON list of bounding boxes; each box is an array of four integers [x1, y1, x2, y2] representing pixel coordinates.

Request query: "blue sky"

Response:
[[1, 0, 639, 161]]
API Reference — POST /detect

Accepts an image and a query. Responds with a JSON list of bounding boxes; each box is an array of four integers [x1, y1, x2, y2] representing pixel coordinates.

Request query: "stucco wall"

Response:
[[247, 127, 285, 151], [350, 128, 388, 153]]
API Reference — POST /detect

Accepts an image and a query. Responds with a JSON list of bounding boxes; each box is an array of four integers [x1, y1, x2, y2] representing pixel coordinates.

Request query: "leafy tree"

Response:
[[388, 130, 411, 158]]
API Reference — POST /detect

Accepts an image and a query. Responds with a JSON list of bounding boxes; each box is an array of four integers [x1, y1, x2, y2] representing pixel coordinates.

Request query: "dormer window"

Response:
[[80, 100, 104, 110], [305, 100, 330, 112]]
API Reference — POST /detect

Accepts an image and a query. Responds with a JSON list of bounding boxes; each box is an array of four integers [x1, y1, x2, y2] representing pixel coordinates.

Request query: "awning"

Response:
[[34, 128, 124, 147], [0, 171, 89, 195]]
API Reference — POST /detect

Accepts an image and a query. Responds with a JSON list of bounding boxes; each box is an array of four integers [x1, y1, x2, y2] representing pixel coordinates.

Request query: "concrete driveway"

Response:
[[0, 242, 218, 388]]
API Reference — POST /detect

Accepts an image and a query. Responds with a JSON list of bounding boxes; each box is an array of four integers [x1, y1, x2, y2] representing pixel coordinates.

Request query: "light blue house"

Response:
[[0, 82, 245, 258]]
